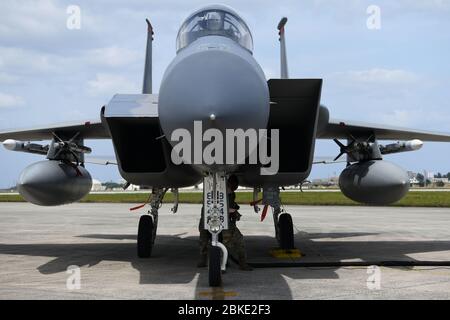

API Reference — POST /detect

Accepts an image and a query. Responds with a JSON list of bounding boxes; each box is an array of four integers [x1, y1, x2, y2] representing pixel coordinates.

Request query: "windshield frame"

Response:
[[176, 8, 253, 53]]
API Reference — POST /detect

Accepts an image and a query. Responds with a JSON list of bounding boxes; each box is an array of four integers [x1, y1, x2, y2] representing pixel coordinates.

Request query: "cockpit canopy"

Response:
[[176, 6, 253, 53]]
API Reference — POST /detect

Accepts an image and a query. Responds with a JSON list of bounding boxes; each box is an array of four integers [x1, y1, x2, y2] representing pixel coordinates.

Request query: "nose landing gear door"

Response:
[[203, 172, 229, 235]]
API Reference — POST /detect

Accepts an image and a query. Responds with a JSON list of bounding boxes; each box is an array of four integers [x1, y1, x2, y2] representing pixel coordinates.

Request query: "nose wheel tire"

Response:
[[209, 246, 222, 287], [137, 215, 154, 258], [278, 213, 294, 250]]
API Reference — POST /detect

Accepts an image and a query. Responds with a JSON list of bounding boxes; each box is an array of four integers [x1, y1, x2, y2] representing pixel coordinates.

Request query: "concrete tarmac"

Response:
[[0, 203, 449, 299]]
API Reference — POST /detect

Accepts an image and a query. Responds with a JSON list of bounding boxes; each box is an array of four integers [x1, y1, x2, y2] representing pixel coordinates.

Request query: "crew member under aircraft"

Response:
[[197, 175, 252, 271]]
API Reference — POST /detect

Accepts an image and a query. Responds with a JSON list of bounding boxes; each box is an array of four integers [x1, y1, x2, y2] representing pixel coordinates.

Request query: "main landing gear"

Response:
[[137, 215, 154, 257], [263, 187, 295, 250], [137, 188, 166, 258], [274, 209, 295, 250]]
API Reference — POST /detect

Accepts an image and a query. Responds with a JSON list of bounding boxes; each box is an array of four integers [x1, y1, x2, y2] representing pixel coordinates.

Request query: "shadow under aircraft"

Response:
[[1, 231, 450, 299]]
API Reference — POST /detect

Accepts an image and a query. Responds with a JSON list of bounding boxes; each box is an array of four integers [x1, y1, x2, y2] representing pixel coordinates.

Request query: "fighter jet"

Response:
[[1, 4, 450, 286]]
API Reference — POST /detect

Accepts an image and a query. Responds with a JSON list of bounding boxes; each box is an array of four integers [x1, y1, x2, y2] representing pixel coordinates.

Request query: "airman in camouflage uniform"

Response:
[[197, 207, 210, 267]]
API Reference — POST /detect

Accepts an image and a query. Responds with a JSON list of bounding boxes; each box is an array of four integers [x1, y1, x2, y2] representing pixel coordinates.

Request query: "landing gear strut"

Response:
[[264, 187, 295, 250], [137, 188, 166, 258], [204, 172, 229, 287]]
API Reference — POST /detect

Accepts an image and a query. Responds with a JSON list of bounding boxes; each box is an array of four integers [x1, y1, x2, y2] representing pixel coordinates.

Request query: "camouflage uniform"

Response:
[[198, 207, 210, 263], [198, 191, 251, 270], [222, 191, 249, 267]]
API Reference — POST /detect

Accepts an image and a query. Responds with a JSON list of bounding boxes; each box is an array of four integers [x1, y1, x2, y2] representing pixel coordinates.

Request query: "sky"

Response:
[[0, 0, 449, 188]]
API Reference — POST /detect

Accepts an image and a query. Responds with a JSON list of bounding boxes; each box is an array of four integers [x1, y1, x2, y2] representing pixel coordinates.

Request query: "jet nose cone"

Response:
[[158, 49, 270, 141], [17, 164, 47, 204], [16, 180, 39, 201]]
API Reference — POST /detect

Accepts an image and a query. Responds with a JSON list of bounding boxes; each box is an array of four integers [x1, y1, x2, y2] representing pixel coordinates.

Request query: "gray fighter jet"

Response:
[[1, 4, 450, 286]]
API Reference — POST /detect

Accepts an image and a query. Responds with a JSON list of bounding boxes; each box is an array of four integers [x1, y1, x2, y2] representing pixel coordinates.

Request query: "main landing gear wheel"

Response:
[[137, 215, 154, 258], [209, 246, 222, 287], [278, 213, 294, 250]]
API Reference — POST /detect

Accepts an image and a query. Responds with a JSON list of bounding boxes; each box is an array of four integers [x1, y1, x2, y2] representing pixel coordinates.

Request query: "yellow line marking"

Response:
[[269, 248, 303, 258], [198, 287, 238, 300]]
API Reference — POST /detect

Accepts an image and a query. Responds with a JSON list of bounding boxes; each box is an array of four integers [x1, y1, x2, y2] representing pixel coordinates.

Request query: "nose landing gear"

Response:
[[204, 172, 229, 287]]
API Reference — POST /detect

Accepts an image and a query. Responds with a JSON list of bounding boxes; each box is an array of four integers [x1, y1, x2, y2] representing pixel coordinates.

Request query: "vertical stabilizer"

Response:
[[142, 19, 154, 94], [277, 17, 289, 79]]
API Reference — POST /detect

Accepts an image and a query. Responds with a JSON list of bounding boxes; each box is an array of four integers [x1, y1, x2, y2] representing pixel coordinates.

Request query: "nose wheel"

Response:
[[209, 246, 222, 287]]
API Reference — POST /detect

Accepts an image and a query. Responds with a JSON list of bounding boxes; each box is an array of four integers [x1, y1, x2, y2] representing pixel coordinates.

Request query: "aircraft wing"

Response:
[[0, 120, 109, 142], [84, 157, 117, 165], [318, 118, 450, 142]]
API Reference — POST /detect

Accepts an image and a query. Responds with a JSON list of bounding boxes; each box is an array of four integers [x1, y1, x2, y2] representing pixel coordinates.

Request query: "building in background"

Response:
[[91, 179, 106, 192]]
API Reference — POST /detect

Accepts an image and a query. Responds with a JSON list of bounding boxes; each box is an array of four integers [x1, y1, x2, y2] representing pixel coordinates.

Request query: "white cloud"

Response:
[[0, 46, 65, 73], [0, 72, 19, 84], [0, 0, 62, 38], [87, 73, 139, 96], [84, 46, 140, 67], [0, 93, 25, 109], [0, 45, 139, 77], [329, 68, 419, 85], [378, 108, 450, 128], [379, 109, 416, 126], [0, 0, 103, 48], [389, 0, 450, 14]]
